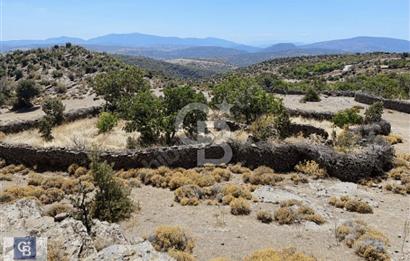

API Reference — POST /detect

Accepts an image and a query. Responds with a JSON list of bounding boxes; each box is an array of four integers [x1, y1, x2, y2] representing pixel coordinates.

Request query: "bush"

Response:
[[13, 80, 40, 109], [230, 198, 251, 215], [150, 226, 195, 253], [244, 248, 316, 261], [364, 101, 383, 123], [329, 196, 373, 214], [295, 160, 327, 179], [96, 112, 118, 133], [250, 111, 290, 140], [300, 88, 321, 103], [332, 108, 363, 128], [38, 116, 55, 141], [256, 210, 273, 223], [336, 220, 389, 260], [90, 153, 134, 222]]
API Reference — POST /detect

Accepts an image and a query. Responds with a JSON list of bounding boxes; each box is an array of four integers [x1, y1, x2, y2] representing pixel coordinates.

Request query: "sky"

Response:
[[1, 0, 409, 45]]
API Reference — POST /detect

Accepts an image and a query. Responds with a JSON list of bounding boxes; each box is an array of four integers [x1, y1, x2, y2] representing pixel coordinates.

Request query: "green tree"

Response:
[[300, 88, 321, 103], [212, 76, 285, 123], [90, 153, 133, 222], [120, 90, 163, 145], [38, 98, 65, 140], [92, 67, 149, 110], [13, 80, 40, 109], [162, 86, 207, 144]]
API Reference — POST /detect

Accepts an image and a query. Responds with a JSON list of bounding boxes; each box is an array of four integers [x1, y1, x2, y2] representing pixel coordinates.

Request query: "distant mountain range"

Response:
[[1, 33, 409, 67]]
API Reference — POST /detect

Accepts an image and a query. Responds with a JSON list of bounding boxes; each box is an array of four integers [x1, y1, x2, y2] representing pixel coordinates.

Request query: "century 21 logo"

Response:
[[13, 237, 36, 259]]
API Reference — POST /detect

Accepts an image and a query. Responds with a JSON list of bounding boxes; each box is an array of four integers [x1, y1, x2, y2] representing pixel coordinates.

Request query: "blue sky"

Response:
[[1, 0, 409, 45]]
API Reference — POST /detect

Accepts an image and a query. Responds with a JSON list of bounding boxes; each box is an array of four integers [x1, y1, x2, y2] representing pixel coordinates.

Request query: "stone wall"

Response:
[[0, 140, 393, 182], [0, 106, 102, 134], [287, 108, 334, 121], [354, 93, 410, 114]]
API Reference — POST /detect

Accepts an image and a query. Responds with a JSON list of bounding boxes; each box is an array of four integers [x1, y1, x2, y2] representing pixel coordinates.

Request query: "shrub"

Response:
[[385, 134, 403, 145], [13, 80, 40, 109], [230, 198, 251, 215], [256, 210, 273, 223], [174, 185, 202, 206], [90, 153, 134, 222], [244, 248, 316, 261], [364, 101, 383, 123], [300, 88, 321, 103], [274, 207, 296, 224], [150, 226, 195, 253], [250, 112, 290, 140], [38, 116, 54, 141], [44, 202, 74, 217], [336, 220, 389, 261], [96, 112, 118, 133], [168, 250, 196, 261], [329, 196, 373, 214], [332, 108, 363, 128], [334, 129, 360, 152], [295, 160, 327, 179], [274, 200, 325, 225]]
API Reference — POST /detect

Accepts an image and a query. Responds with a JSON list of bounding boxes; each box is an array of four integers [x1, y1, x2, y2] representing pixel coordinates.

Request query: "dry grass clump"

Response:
[[115, 166, 231, 191], [242, 166, 284, 186], [384, 134, 403, 145], [230, 198, 251, 215], [385, 183, 410, 195], [150, 226, 195, 253], [209, 257, 231, 261], [228, 163, 251, 174], [385, 165, 410, 195], [173, 182, 253, 207], [336, 220, 390, 261], [174, 185, 203, 206], [0, 174, 13, 181], [0, 164, 28, 175], [256, 210, 273, 223], [329, 196, 373, 214], [44, 202, 74, 217], [168, 249, 196, 261], [244, 247, 316, 261], [294, 160, 327, 179], [0, 185, 45, 203], [290, 174, 309, 185], [274, 200, 325, 225]]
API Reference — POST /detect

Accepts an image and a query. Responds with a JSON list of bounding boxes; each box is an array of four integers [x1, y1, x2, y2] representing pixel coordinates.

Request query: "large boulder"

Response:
[[91, 219, 129, 251]]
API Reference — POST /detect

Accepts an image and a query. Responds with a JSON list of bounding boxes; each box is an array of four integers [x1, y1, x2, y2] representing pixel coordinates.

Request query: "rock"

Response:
[[54, 212, 69, 222], [0, 198, 43, 234], [84, 241, 175, 261], [91, 219, 129, 251], [252, 186, 304, 204]]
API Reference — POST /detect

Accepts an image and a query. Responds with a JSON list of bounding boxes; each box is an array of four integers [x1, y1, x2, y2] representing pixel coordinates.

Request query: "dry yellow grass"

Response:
[[150, 226, 195, 253], [2, 118, 139, 151], [385, 134, 403, 145], [329, 196, 373, 214], [336, 220, 390, 261], [244, 247, 316, 261], [229, 198, 251, 215], [274, 200, 325, 225], [295, 160, 327, 179]]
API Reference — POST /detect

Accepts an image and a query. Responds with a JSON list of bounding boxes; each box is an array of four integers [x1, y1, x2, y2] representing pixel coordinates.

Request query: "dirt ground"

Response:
[[121, 174, 410, 261], [0, 96, 103, 125]]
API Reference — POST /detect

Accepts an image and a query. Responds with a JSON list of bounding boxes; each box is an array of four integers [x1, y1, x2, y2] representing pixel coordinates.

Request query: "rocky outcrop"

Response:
[[289, 123, 328, 138], [84, 242, 175, 261], [351, 120, 391, 136], [0, 198, 173, 261]]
